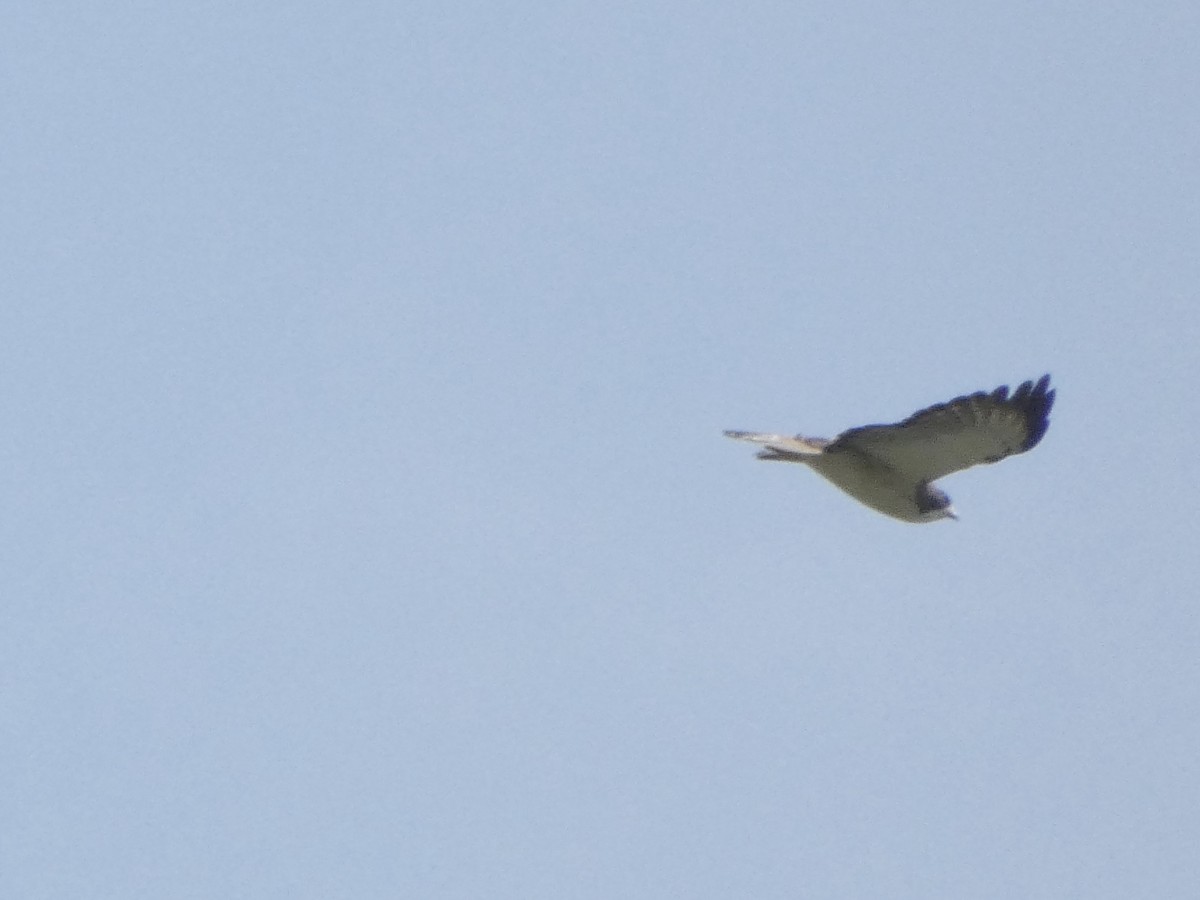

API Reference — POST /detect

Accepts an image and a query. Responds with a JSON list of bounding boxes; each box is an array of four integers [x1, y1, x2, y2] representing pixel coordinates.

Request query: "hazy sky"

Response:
[[5, 3, 1199, 898]]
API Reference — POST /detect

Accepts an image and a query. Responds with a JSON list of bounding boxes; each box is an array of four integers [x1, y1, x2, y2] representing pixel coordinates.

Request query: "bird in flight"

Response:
[[725, 375, 1055, 523]]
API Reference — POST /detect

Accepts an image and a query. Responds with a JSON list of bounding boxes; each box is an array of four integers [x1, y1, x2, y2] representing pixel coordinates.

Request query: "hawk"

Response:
[[725, 375, 1055, 523]]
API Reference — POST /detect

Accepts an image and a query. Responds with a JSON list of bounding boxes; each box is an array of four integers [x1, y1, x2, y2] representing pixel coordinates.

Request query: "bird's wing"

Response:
[[827, 375, 1055, 482]]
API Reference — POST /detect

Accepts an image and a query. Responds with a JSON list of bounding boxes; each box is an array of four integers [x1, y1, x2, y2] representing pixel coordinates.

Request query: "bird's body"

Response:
[[725, 375, 1055, 523]]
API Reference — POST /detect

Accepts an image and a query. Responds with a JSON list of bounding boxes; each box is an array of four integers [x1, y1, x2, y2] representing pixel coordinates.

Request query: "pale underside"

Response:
[[723, 432, 942, 523]]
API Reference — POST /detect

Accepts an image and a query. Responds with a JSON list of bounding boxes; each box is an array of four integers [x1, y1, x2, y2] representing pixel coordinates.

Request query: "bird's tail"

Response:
[[723, 430, 827, 463]]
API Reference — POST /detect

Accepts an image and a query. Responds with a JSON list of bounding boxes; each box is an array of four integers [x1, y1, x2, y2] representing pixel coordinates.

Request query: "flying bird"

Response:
[[725, 375, 1055, 523]]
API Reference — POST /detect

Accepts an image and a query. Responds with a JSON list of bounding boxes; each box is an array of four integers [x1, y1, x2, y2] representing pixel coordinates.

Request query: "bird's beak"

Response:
[[946, 507, 959, 521]]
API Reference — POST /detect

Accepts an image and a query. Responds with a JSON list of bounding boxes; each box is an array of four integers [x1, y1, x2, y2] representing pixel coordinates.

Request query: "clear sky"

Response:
[[4, 2, 1199, 898]]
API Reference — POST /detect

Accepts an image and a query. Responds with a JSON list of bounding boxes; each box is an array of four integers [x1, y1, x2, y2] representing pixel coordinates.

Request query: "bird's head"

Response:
[[918, 484, 958, 523]]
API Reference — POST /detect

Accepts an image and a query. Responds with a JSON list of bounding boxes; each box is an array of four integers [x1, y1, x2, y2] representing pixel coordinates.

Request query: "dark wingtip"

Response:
[[1018, 373, 1055, 451]]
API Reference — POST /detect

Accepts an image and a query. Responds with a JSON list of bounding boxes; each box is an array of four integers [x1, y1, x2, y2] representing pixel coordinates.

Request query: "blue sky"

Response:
[[4, 2, 1199, 897]]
